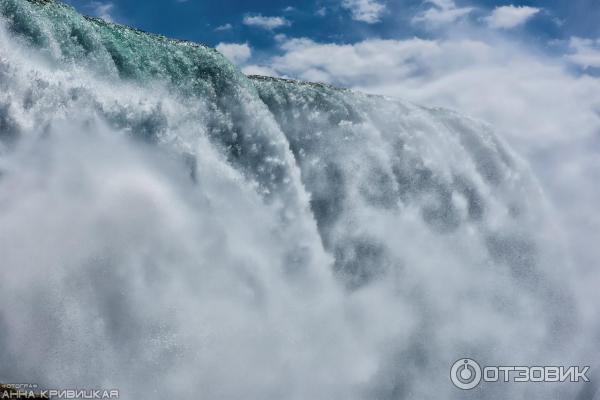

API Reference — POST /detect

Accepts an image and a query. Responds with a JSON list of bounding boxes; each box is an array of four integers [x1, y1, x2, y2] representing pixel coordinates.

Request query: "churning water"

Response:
[[0, 1, 593, 398]]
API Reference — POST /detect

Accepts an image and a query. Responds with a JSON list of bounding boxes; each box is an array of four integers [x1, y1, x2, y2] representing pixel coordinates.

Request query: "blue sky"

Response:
[[61, 0, 600, 86], [58, 0, 600, 158], [65, 0, 599, 51]]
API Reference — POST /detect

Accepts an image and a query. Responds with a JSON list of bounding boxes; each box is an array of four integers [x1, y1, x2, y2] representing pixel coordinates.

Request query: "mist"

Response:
[[0, 1, 596, 399]]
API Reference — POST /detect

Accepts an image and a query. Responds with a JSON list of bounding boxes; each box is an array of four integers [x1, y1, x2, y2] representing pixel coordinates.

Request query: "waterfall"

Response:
[[0, 1, 583, 398]]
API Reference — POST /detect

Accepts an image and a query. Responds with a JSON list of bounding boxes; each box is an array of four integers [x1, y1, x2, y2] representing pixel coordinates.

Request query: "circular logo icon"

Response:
[[450, 358, 482, 390]]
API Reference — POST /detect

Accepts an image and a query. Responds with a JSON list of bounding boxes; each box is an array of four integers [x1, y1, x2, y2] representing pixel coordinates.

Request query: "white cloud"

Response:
[[89, 1, 114, 22], [215, 23, 233, 31], [341, 0, 386, 24], [485, 5, 540, 29], [427, 0, 457, 7], [215, 42, 252, 66], [566, 37, 600, 69], [274, 33, 287, 43], [413, 0, 474, 26], [266, 38, 441, 85], [243, 14, 291, 30]]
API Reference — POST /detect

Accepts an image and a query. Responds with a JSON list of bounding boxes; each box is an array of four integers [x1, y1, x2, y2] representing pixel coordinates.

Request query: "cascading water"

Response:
[[0, 0, 589, 399]]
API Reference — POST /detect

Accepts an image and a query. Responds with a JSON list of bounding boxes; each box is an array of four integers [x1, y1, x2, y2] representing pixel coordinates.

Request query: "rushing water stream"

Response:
[[0, 1, 589, 398]]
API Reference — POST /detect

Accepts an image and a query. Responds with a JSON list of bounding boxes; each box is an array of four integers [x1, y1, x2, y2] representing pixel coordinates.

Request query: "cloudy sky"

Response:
[[62, 0, 600, 94], [62, 0, 600, 134], [63, 0, 600, 325]]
